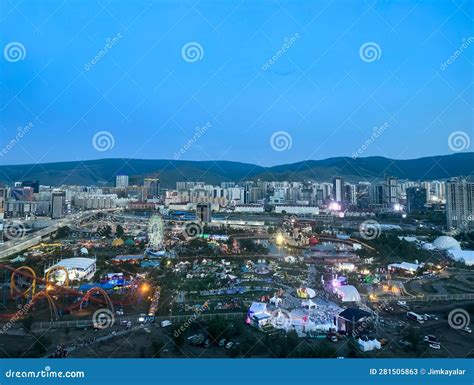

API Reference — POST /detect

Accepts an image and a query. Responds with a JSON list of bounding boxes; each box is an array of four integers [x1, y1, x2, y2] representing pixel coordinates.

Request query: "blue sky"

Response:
[[0, 0, 472, 166]]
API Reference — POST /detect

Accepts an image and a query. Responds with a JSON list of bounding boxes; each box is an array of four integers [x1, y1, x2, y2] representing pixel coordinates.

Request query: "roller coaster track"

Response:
[[0, 264, 133, 318], [30, 290, 59, 321], [45, 266, 70, 288], [10, 266, 36, 298]]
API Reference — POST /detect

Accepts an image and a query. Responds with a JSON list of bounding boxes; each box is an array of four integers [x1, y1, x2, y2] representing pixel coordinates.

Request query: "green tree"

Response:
[[207, 317, 228, 341], [56, 226, 71, 239], [116, 224, 125, 238], [404, 327, 421, 353]]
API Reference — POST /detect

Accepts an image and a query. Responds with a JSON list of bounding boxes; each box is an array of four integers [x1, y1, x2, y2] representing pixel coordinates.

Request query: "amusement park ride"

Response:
[[0, 214, 162, 326], [145, 215, 165, 257], [0, 263, 149, 323]]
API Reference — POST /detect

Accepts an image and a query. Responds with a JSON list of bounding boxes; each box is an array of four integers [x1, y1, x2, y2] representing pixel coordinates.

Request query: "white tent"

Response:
[[388, 262, 421, 272], [270, 296, 283, 307], [301, 299, 317, 309], [358, 338, 381, 352], [447, 249, 474, 266], [334, 285, 361, 302]]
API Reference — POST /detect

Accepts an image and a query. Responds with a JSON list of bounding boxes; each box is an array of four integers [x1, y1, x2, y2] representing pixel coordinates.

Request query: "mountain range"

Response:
[[0, 153, 472, 188]]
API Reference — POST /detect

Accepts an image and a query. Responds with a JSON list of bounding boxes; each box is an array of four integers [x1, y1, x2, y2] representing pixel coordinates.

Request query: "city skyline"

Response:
[[0, 152, 472, 189]]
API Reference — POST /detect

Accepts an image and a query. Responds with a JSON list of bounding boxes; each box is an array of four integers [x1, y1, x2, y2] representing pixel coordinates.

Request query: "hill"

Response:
[[0, 153, 472, 188]]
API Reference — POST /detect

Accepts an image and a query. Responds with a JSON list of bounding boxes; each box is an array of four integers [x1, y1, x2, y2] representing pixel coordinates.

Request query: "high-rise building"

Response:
[[356, 182, 370, 209], [421, 181, 431, 202], [332, 177, 344, 203], [320, 183, 332, 201], [196, 202, 211, 223], [430, 181, 446, 202], [176, 181, 204, 191], [369, 184, 384, 206], [115, 175, 129, 188], [344, 184, 356, 205], [446, 179, 474, 232], [406, 187, 427, 214], [316, 189, 324, 206], [385, 177, 399, 205], [0, 187, 6, 244], [11, 187, 34, 201], [144, 177, 160, 199], [51, 190, 66, 219], [21, 180, 40, 193]]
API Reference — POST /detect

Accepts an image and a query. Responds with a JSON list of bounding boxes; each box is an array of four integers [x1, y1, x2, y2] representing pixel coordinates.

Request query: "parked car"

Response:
[[188, 334, 205, 346], [225, 342, 234, 349], [462, 326, 472, 334], [423, 335, 438, 343], [204, 339, 211, 348], [160, 320, 172, 328], [218, 339, 226, 347], [429, 343, 440, 349]]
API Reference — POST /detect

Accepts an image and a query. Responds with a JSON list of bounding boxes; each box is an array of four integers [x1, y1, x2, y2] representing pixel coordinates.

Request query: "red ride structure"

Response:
[[0, 264, 134, 320]]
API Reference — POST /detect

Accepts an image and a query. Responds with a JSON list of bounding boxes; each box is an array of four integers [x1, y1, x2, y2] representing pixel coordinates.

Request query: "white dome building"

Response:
[[433, 236, 461, 251]]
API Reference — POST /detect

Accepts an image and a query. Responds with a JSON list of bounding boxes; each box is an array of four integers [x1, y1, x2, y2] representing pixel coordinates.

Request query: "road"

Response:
[[0, 209, 117, 260]]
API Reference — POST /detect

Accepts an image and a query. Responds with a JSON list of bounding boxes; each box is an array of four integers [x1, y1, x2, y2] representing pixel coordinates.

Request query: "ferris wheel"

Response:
[[147, 215, 164, 250]]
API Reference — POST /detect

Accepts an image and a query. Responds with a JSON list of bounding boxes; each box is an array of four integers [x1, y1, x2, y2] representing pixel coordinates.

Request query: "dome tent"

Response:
[[433, 236, 461, 251]]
